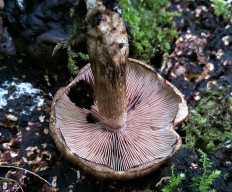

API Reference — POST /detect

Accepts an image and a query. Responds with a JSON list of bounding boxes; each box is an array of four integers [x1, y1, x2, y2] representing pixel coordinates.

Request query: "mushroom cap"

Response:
[[49, 58, 188, 180]]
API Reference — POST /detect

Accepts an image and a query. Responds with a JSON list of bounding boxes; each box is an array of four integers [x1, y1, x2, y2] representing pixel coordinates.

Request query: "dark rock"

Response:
[[34, 3, 48, 20], [23, 0, 38, 11], [0, 27, 16, 55], [37, 28, 68, 45], [46, 21, 62, 30], [0, 17, 3, 35], [45, 0, 59, 9], [3, 0, 76, 71], [25, 13, 45, 33]]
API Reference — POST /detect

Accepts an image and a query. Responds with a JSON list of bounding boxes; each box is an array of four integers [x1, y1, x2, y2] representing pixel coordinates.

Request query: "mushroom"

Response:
[[49, 0, 188, 180]]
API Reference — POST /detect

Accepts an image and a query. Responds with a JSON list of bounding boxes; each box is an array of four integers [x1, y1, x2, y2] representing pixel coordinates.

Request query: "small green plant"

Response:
[[162, 165, 185, 192], [67, 47, 89, 75], [119, 0, 180, 64], [192, 149, 221, 192], [53, 5, 89, 75], [210, 0, 232, 22], [53, 29, 89, 75], [182, 88, 232, 152], [53, 39, 89, 75]]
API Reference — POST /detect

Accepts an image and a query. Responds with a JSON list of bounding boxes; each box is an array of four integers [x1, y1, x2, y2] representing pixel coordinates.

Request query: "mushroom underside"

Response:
[[54, 59, 183, 172]]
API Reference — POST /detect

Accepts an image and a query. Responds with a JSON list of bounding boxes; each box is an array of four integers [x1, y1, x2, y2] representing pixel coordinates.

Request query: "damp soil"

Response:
[[161, 0, 232, 102], [0, 0, 232, 192]]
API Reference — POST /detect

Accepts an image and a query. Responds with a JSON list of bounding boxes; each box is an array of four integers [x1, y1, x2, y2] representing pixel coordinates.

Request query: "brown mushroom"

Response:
[[49, 0, 188, 180]]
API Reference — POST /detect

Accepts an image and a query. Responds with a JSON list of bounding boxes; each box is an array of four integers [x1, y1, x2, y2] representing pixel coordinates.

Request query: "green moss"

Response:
[[54, 39, 89, 75], [157, 151, 220, 192], [162, 165, 185, 192], [192, 149, 221, 192], [53, 6, 89, 75], [119, 0, 180, 64], [210, 0, 232, 22], [183, 88, 232, 152]]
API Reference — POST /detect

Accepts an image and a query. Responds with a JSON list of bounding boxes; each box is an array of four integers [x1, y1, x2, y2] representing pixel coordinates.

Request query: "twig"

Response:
[[0, 165, 51, 186]]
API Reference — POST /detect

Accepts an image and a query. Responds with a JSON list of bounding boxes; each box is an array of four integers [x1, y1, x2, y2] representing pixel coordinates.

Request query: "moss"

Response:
[[210, 0, 232, 23], [53, 5, 89, 75], [119, 0, 180, 64], [162, 165, 185, 192], [157, 150, 220, 192], [182, 88, 232, 153], [192, 149, 221, 192]]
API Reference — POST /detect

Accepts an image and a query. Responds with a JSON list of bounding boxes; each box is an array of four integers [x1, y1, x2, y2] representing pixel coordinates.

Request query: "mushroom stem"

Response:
[[85, 0, 129, 132]]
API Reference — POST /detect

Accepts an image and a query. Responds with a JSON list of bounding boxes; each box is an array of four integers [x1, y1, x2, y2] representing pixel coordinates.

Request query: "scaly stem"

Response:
[[85, 0, 129, 132]]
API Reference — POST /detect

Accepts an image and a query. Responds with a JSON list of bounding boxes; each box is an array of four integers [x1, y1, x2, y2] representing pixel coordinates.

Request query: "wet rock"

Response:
[[45, 0, 59, 9], [25, 13, 45, 33], [0, 17, 3, 35], [34, 2, 63, 21], [26, 28, 68, 66], [15, 0, 25, 11], [37, 28, 68, 46], [0, 1, 15, 56], [0, 27, 16, 56], [3, 0, 76, 71]]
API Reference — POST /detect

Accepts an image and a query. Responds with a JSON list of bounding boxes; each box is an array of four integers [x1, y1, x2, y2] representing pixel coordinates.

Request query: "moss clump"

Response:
[[182, 88, 232, 152], [192, 149, 221, 192], [53, 4, 89, 75], [210, 0, 232, 23], [119, 0, 180, 64], [155, 150, 220, 192], [162, 165, 185, 192]]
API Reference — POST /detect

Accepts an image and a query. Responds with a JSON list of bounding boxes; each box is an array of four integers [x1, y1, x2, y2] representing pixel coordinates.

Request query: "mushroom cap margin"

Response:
[[49, 58, 187, 180]]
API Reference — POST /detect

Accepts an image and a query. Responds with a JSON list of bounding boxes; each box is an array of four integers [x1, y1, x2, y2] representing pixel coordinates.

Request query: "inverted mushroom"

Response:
[[50, 0, 188, 180]]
